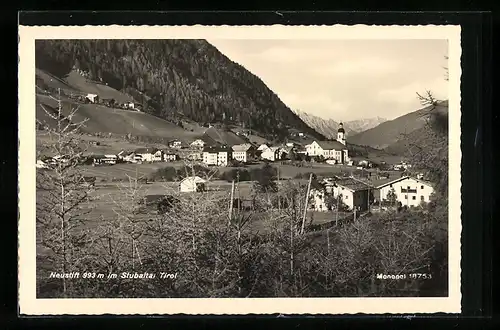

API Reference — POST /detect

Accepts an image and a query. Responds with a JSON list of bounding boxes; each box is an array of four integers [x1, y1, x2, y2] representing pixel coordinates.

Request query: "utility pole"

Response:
[[229, 180, 235, 224], [336, 194, 339, 227], [300, 173, 313, 235], [277, 163, 280, 212]]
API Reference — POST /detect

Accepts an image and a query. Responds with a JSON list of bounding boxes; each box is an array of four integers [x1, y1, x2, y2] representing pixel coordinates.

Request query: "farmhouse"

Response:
[[371, 176, 434, 207], [332, 177, 373, 211], [163, 153, 178, 162], [85, 93, 99, 103], [134, 147, 163, 163], [232, 143, 255, 163], [202, 146, 232, 166], [309, 188, 329, 212], [124, 102, 135, 109], [91, 154, 117, 166], [257, 144, 270, 151], [179, 176, 207, 193], [103, 154, 118, 165], [168, 139, 183, 149], [261, 146, 286, 162], [190, 139, 206, 149]]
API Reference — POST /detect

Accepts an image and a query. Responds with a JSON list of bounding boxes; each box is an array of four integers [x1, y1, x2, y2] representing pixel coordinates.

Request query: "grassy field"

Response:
[[63, 179, 350, 233]]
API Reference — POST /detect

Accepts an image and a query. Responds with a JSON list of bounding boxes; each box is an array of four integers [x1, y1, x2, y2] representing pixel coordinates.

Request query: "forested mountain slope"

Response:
[[348, 101, 448, 149], [35, 39, 324, 140]]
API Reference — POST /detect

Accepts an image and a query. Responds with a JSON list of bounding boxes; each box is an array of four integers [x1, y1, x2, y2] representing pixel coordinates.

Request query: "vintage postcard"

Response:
[[18, 24, 462, 315]]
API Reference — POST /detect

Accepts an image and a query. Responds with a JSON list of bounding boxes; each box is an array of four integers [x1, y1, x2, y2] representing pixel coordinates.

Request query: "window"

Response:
[[421, 185, 424, 189], [404, 195, 408, 199], [345, 195, 348, 199], [420, 196, 425, 201], [389, 184, 392, 187], [412, 196, 416, 200]]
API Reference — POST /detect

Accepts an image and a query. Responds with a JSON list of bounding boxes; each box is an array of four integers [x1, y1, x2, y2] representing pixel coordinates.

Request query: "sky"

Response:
[[207, 39, 449, 121]]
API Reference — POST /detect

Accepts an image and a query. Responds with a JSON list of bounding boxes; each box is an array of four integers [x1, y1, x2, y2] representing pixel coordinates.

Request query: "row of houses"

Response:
[[309, 175, 435, 212]]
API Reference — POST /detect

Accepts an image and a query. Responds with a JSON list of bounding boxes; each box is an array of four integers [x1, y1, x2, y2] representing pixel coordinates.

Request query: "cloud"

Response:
[[377, 78, 448, 104], [311, 57, 401, 76], [207, 39, 449, 121], [252, 46, 334, 64]]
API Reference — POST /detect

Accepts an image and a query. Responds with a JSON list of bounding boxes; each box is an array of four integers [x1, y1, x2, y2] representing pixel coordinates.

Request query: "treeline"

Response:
[[35, 39, 324, 140]]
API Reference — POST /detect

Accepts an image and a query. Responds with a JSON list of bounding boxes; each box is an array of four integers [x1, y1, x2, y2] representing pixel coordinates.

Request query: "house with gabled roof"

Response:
[[190, 139, 206, 149], [168, 139, 183, 149], [331, 177, 373, 211], [202, 145, 232, 166], [369, 176, 434, 207], [231, 143, 256, 163], [134, 147, 162, 163], [179, 176, 207, 192]]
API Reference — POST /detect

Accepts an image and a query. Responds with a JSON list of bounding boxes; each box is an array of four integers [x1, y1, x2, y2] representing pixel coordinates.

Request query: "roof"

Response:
[[315, 140, 347, 150], [135, 147, 159, 154], [232, 143, 253, 152], [360, 175, 434, 189], [180, 176, 207, 184], [202, 145, 232, 153], [334, 177, 372, 192]]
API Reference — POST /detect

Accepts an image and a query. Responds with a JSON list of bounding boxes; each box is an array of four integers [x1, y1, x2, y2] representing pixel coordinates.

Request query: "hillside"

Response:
[[35, 39, 325, 141], [385, 101, 449, 193], [348, 101, 448, 149], [293, 109, 357, 139], [345, 117, 387, 133], [36, 94, 200, 140]]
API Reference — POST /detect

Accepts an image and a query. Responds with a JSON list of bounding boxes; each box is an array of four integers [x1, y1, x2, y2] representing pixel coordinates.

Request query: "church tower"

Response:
[[337, 122, 346, 145]]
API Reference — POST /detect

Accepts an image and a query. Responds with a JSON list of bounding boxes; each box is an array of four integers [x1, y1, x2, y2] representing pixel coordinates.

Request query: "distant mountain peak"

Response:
[[292, 109, 357, 139]]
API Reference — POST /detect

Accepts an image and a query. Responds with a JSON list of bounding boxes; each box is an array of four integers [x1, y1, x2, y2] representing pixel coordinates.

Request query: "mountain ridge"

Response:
[[349, 101, 449, 149], [35, 39, 325, 141], [292, 109, 357, 139]]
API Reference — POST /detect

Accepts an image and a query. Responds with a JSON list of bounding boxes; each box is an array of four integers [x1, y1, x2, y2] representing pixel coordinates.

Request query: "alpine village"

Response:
[[35, 40, 449, 299]]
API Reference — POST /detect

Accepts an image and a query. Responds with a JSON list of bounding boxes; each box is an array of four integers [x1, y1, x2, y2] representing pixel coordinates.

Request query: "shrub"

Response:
[[150, 166, 177, 181]]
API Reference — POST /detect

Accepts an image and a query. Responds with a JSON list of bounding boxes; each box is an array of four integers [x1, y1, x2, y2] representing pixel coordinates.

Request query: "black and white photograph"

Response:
[[19, 25, 462, 315]]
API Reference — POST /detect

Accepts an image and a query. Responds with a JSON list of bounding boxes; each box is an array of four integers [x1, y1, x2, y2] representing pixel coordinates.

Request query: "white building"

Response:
[[103, 154, 118, 165], [202, 146, 232, 166], [332, 177, 372, 211], [257, 144, 270, 151], [134, 148, 163, 163], [190, 139, 206, 149], [85, 93, 99, 103], [232, 143, 255, 163], [373, 176, 434, 207], [309, 188, 329, 212], [124, 102, 135, 109], [305, 123, 349, 163], [168, 140, 182, 149], [179, 176, 207, 193], [164, 153, 178, 162], [261, 146, 286, 162], [306, 140, 349, 163]]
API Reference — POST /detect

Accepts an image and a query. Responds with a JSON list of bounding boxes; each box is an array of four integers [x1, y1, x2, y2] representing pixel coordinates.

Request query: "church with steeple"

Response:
[[305, 121, 350, 164], [336, 122, 346, 145]]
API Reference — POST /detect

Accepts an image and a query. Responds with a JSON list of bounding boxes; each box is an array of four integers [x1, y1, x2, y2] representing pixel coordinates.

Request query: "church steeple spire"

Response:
[[337, 121, 346, 145]]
